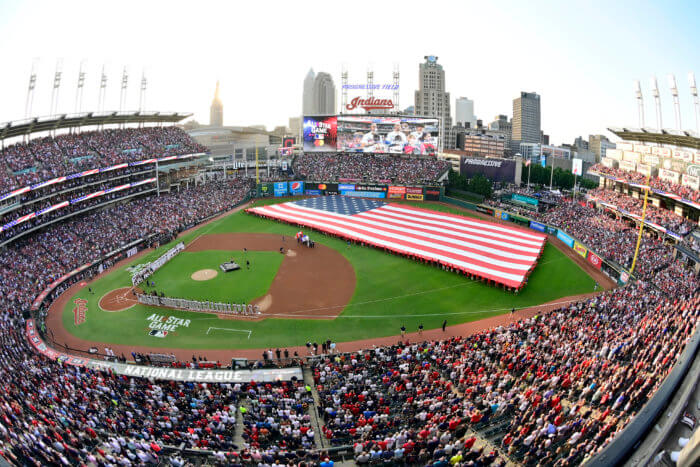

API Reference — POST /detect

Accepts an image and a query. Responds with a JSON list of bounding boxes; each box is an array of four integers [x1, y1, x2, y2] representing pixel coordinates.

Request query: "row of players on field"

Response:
[[339, 123, 437, 155]]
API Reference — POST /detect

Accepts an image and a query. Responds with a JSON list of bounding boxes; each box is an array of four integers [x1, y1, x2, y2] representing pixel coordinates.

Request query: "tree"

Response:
[[467, 174, 493, 198]]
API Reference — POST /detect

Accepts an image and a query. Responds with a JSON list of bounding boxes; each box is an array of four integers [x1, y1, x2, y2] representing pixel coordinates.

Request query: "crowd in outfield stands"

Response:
[[591, 164, 700, 203], [587, 189, 695, 235], [0, 127, 206, 194], [293, 153, 451, 185], [0, 141, 699, 464]]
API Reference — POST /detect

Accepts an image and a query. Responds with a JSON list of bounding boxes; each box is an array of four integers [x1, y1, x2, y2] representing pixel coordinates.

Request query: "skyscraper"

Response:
[[414, 56, 451, 147], [302, 69, 315, 115], [312, 72, 336, 115], [209, 81, 223, 127], [455, 97, 475, 128], [589, 134, 616, 163], [511, 92, 541, 153]]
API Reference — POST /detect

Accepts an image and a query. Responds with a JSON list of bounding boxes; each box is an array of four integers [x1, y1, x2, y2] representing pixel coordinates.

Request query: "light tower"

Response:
[[340, 64, 348, 112], [119, 67, 129, 112], [24, 60, 37, 118], [139, 71, 147, 112], [366, 68, 374, 100], [633, 80, 645, 128], [392, 64, 400, 114], [74, 61, 86, 113], [49, 60, 63, 116], [689, 72, 699, 134], [668, 74, 682, 130], [650, 76, 662, 130], [97, 66, 108, 112]]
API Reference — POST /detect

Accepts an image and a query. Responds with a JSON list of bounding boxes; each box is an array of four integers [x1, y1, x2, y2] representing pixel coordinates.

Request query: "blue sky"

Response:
[[0, 0, 697, 144]]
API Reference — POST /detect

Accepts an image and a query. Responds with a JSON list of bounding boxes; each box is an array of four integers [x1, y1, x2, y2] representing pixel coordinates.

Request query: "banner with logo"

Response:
[[546, 226, 558, 235], [460, 156, 517, 183], [355, 184, 388, 193], [493, 209, 501, 219], [304, 189, 321, 195], [475, 206, 494, 216], [406, 193, 424, 201], [556, 230, 575, 247], [573, 241, 588, 257], [303, 116, 337, 152], [529, 221, 546, 232], [273, 182, 288, 197], [388, 186, 406, 195], [513, 194, 539, 206], [587, 251, 602, 269], [341, 190, 385, 199], [619, 270, 630, 285], [405, 187, 423, 195], [288, 181, 304, 195], [338, 183, 355, 192], [501, 212, 510, 221], [424, 187, 441, 201]]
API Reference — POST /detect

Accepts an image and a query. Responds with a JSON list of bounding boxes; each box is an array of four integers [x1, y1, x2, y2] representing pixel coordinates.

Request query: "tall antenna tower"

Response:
[[49, 59, 63, 116], [340, 65, 348, 112], [392, 64, 400, 114], [24, 60, 38, 118], [74, 60, 86, 113], [650, 76, 662, 130], [690, 72, 699, 134], [668, 74, 682, 130], [633, 80, 645, 128]]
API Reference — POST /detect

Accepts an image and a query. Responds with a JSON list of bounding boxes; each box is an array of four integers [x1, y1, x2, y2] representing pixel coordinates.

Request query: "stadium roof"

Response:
[[0, 111, 193, 141], [608, 127, 700, 150]]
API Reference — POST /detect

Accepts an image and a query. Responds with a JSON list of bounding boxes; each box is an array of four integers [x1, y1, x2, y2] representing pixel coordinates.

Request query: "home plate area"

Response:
[[206, 327, 252, 339]]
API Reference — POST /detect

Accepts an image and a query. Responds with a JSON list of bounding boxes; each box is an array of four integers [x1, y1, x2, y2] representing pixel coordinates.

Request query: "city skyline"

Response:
[[0, 0, 699, 145]]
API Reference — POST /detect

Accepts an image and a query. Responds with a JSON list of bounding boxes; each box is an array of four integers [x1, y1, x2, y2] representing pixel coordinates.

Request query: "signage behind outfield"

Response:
[[460, 156, 516, 183]]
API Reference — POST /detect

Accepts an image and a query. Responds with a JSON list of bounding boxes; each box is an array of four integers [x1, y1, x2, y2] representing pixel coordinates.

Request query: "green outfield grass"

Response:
[[62, 198, 597, 350], [140, 250, 284, 305]]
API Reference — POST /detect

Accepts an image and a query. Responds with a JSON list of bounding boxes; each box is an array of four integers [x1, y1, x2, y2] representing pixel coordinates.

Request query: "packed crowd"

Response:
[[0, 177, 252, 313], [590, 164, 700, 203], [0, 127, 206, 195], [293, 153, 451, 185], [312, 280, 698, 466], [587, 188, 695, 235]]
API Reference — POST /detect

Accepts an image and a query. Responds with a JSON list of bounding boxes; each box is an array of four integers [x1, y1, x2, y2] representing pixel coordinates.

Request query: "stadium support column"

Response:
[[689, 72, 699, 134], [650, 76, 663, 130], [634, 80, 645, 128]]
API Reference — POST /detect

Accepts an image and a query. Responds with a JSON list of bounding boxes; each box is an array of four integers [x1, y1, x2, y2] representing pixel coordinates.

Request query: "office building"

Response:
[[489, 115, 512, 154], [512, 92, 541, 152], [209, 81, 223, 127], [414, 56, 452, 147], [589, 134, 616, 162], [311, 72, 336, 115], [455, 97, 476, 128], [302, 69, 315, 115]]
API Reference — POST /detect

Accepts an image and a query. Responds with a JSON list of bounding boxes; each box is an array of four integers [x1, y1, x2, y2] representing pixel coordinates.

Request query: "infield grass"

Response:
[[62, 198, 597, 350]]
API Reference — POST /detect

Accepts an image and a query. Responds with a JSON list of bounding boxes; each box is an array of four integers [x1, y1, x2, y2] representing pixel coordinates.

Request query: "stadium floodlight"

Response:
[[667, 74, 682, 130], [690, 72, 699, 134], [650, 76, 662, 130], [633, 80, 645, 128]]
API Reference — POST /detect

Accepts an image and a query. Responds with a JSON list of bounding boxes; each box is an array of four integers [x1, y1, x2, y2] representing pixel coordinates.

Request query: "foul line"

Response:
[[206, 327, 252, 339]]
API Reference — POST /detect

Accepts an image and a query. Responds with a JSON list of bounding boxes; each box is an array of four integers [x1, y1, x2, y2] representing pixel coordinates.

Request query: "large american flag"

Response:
[[247, 196, 546, 289]]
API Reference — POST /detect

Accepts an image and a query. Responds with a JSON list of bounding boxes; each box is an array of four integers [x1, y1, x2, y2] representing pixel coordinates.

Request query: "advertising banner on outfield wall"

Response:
[[546, 226, 558, 235], [388, 186, 406, 195], [355, 184, 388, 193], [573, 241, 588, 257], [388, 193, 404, 199], [341, 190, 386, 198], [460, 156, 517, 183], [425, 187, 441, 201], [406, 193, 424, 201], [338, 183, 355, 192], [587, 251, 602, 269], [556, 230, 575, 247], [405, 187, 423, 195], [304, 189, 321, 195], [273, 182, 288, 196], [289, 181, 304, 195], [501, 212, 510, 221], [475, 206, 494, 216], [529, 221, 546, 232]]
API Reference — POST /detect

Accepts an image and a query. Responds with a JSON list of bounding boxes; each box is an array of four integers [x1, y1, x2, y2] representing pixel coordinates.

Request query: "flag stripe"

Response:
[[247, 197, 546, 289], [360, 209, 542, 255], [282, 203, 537, 266], [251, 204, 527, 286]]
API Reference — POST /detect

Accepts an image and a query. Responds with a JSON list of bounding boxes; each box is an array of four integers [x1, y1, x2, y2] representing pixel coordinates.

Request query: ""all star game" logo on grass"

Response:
[[146, 313, 191, 338]]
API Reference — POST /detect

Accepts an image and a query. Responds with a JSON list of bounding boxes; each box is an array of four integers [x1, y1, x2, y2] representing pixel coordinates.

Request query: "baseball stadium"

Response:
[[0, 9, 699, 465]]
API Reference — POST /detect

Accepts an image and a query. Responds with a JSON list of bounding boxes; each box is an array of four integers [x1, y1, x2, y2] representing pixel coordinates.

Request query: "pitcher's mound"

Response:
[[286, 249, 297, 257], [191, 269, 218, 281]]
